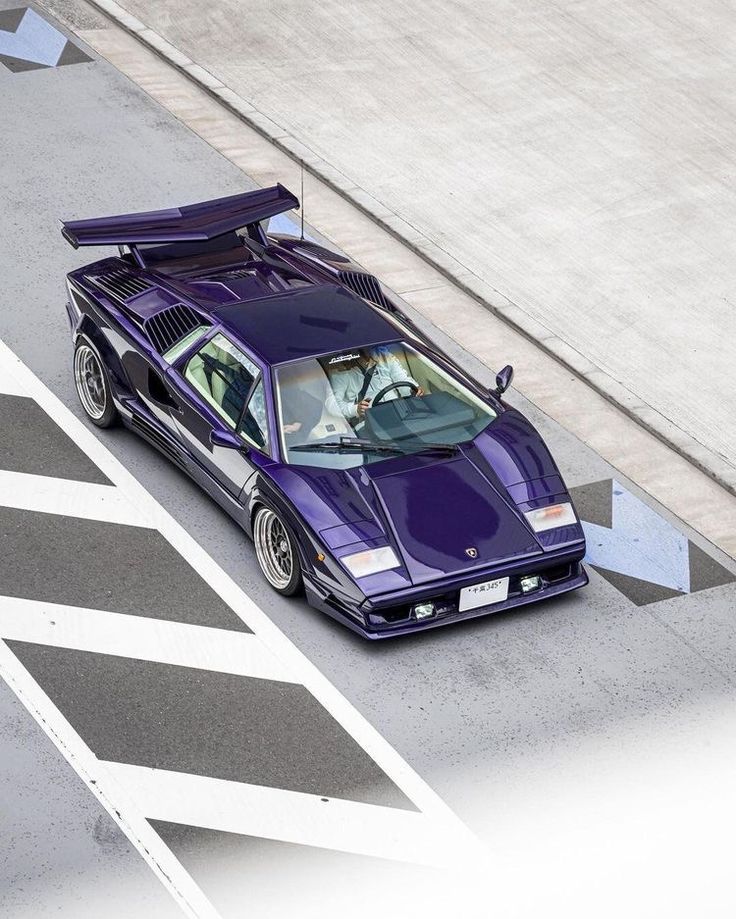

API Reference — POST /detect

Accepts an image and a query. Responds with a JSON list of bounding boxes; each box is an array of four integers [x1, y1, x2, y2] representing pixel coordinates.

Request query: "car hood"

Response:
[[365, 453, 542, 583], [269, 410, 569, 588]]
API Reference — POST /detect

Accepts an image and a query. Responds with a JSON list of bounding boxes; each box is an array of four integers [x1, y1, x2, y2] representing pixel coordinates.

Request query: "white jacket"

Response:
[[328, 349, 418, 422]]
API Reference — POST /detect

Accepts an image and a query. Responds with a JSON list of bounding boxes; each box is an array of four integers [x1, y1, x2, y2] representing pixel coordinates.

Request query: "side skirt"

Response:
[[117, 398, 249, 528]]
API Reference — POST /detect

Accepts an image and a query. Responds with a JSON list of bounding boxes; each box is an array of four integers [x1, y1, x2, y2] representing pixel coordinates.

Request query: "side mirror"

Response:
[[495, 364, 514, 396], [210, 427, 244, 450]]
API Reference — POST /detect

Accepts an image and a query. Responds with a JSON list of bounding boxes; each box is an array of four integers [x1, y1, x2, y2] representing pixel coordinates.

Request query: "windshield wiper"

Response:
[[406, 440, 459, 455], [290, 436, 459, 456], [290, 436, 406, 455]]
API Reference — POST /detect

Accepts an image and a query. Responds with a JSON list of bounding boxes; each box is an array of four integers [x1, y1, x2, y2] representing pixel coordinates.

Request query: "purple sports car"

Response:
[[61, 185, 587, 638]]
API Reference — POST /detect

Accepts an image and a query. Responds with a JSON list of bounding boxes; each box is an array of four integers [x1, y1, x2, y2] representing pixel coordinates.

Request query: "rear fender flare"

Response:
[[75, 317, 133, 401]]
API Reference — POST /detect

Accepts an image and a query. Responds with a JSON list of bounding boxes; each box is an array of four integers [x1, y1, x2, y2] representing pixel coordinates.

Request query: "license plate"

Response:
[[458, 577, 509, 612]]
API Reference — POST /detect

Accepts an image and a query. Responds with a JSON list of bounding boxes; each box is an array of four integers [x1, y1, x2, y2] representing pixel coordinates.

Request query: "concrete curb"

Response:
[[87, 0, 736, 497]]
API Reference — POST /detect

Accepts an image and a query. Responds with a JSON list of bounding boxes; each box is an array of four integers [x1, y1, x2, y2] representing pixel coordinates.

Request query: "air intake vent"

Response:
[[337, 270, 392, 309], [91, 269, 152, 301], [144, 303, 204, 354]]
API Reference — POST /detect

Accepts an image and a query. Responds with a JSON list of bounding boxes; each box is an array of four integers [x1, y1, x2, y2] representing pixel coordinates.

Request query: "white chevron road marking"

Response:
[[0, 595, 295, 683], [0, 337, 482, 918], [0, 337, 472, 832], [0, 367, 27, 396], [0, 638, 220, 919], [102, 763, 458, 868], [0, 468, 153, 527]]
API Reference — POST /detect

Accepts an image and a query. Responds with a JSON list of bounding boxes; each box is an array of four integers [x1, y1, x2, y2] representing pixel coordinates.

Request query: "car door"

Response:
[[120, 343, 183, 439], [166, 330, 272, 502]]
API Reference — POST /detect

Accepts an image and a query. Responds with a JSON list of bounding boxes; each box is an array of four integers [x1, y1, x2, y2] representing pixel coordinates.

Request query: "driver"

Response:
[[328, 346, 424, 425]]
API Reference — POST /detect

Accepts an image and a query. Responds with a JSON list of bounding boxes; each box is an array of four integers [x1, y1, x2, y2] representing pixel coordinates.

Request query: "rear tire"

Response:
[[253, 506, 303, 596], [73, 336, 118, 428]]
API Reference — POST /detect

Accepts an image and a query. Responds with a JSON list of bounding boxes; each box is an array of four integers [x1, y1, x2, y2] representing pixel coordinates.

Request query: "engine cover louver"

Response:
[[220, 267, 256, 278], [91, 269, 152, 301], [143, 303, 204, 354], [337, 270, 392, 309]]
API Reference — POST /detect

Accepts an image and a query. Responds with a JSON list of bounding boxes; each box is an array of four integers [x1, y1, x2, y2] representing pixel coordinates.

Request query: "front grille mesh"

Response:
[[337, 270, 392, 309], [143, 303, 204, 354], [91, 270, 152, 301]]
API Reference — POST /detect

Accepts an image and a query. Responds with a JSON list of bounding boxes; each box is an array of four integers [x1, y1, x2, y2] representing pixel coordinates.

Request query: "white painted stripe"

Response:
[[0, 595, 295, 683], [0, 469, 153, 527], [0, 640, 221, 919], [0, 367, 28, 396], [0, 339, 481, 864], [102, 762, 457, 868]]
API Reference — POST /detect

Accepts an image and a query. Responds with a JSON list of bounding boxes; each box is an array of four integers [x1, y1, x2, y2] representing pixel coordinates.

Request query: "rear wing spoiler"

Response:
[[60, 183, 299, 248]]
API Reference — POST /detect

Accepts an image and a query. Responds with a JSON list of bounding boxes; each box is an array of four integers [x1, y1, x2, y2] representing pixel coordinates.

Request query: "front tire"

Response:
[[73, 336, 118, 428], [253, 506, 303, 596]]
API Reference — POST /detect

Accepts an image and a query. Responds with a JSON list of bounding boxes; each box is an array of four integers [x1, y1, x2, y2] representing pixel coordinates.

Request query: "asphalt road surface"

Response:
[[2, 6, 736, 918]]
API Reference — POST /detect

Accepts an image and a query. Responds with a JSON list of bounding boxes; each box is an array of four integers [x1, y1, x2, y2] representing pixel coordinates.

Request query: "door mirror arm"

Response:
[[210, 427, 246, 451]]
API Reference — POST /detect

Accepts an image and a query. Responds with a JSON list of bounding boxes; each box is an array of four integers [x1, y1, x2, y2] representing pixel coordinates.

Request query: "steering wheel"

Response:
[[371, 380, 419, 406]]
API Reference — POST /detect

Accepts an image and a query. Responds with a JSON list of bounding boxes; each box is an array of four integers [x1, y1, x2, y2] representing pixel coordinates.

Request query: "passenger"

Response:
[[278, 364, 324, 440], [328, 347, 424, 425], [281, 387, 322, 439]]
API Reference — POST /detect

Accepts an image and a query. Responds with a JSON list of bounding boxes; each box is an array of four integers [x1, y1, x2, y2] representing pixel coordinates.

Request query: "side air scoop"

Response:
[[61, 184, 299, 248]]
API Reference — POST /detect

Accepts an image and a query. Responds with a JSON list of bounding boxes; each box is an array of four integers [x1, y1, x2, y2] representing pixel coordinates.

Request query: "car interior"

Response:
[[184, 333, 269, 449], [279, 342, 495, 452]]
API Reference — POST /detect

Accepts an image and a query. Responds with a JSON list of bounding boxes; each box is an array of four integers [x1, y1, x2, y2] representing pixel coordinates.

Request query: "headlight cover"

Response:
[[524, 501, 577, 533], [341, 546, 401, 579]]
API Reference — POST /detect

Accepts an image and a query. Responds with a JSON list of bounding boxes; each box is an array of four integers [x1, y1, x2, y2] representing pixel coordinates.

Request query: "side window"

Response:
[[163, 325, 210, 364], [238, 379, 269, 451], [185, 332, 259, 427]]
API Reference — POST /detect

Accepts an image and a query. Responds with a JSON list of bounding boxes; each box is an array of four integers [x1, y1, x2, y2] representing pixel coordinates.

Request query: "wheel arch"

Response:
[[248, 487, 317, 578], [75, 317, 133, 402]]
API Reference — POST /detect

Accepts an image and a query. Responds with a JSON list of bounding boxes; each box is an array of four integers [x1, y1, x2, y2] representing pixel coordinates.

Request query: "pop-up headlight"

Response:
[[341, 546, 401, 579], [524, 502, 577, 533]]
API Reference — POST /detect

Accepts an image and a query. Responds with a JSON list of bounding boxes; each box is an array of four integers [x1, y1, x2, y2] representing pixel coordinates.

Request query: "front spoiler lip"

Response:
[[367, 567, 589, 639], [305, 548, 588, 640]]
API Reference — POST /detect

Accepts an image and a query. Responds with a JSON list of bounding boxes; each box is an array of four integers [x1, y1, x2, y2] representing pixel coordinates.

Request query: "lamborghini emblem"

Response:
[[465, 547, 478, 559]]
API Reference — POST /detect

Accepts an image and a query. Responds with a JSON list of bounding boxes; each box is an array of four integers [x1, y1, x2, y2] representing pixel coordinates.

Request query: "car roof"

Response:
[[213, 284, 401, 365]]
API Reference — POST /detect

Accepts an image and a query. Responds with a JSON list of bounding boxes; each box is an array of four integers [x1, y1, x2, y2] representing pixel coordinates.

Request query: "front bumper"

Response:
[[305, 551, 588, 639]]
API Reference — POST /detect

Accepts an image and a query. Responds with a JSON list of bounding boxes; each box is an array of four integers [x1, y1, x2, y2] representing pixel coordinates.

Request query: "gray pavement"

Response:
[[3, 4, 736, 917], [0, 675, 180, 919], [103, 0, 736, 486]]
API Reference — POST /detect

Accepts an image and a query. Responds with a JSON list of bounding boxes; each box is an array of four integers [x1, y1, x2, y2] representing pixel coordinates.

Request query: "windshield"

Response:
[[275, 341, 497, 468]]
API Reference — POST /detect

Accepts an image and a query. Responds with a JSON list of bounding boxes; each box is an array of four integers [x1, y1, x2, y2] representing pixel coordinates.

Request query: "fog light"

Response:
[[412, 602, 436, 620], [520, 575, 542, 594]]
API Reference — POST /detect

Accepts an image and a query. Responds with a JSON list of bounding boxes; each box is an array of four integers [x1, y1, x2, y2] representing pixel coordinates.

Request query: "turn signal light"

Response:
[[524, 502, 576, 533]]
